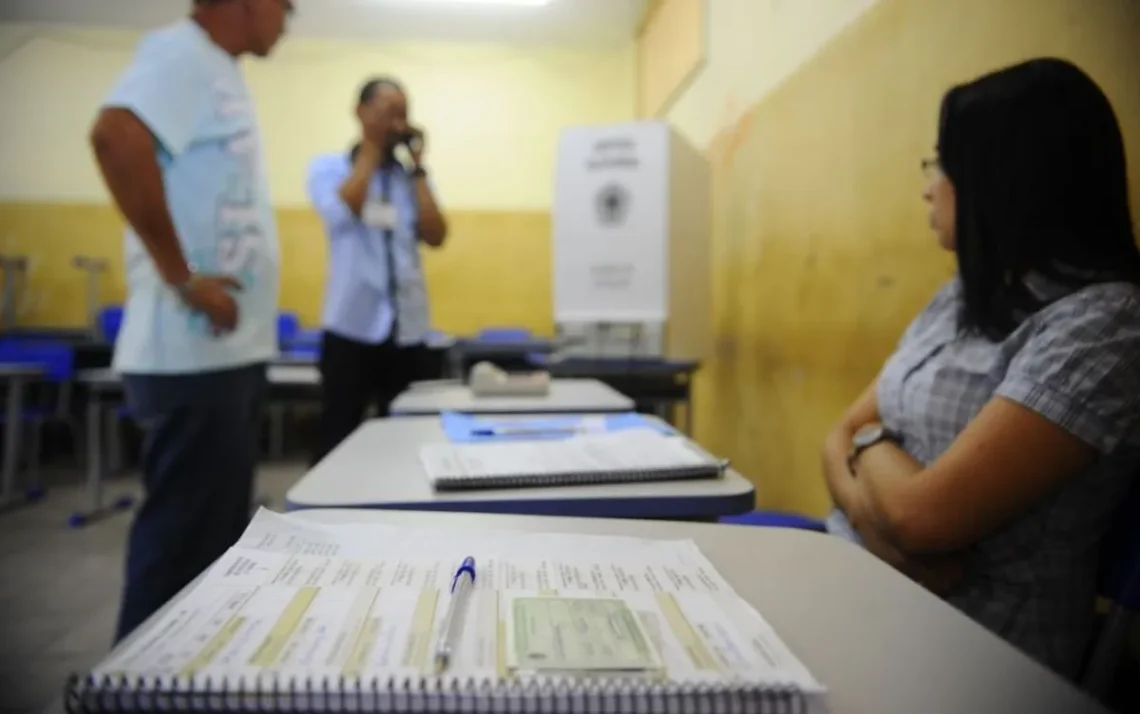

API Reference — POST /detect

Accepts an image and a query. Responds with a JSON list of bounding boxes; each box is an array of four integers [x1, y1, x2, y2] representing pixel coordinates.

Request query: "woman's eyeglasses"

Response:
[[921, 156, 942, 180]]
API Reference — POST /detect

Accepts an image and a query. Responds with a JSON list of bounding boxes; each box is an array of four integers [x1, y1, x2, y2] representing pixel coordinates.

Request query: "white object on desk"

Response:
[[468, 361, 550, 397], [286, 415, 755, 517], [390, 378, 633, 416]]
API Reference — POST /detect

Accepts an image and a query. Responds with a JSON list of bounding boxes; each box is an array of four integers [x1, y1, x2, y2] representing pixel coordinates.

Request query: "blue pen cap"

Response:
[[451, 557, 476, 591]]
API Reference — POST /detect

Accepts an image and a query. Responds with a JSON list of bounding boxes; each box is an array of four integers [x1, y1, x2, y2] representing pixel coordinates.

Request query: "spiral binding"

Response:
[[65, 674, 806, 714], [434, 463, 727, 492]]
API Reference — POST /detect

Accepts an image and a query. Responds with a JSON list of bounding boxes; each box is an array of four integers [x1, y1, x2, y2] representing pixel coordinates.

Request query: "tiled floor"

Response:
[[0, 459, 306, 713]]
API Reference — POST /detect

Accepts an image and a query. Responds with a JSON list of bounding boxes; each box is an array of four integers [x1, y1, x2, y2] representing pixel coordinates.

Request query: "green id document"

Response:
[[509, 596, 661, 672]]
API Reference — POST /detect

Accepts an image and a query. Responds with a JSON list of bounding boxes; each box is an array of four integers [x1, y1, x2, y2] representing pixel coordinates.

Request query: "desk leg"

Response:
[[106, 407, 122, 474], [447, 347, 463, 379], [85, 394, 104, 515], [0, 377, 25, 511], [68, 390, 135, 528], [269, 403, 285, 459], [684, 384, 694, 436]]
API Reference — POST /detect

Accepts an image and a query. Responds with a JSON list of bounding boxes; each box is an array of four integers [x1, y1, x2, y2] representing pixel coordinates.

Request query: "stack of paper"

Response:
[[420, 428, 724, 491], [75, 510, 827, 713]]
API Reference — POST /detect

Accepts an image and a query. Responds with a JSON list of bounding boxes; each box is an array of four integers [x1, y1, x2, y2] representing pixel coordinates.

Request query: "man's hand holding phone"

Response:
[[403, 126, 425, 167]]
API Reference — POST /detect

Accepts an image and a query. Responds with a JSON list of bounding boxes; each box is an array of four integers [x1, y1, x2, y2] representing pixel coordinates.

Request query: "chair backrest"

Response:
[[97, 305, 125, 343], [277, 312, 301, 346], [477, 327, 531, 342], [1097, 473, 1140, 610], [0, 339, 76, 382]]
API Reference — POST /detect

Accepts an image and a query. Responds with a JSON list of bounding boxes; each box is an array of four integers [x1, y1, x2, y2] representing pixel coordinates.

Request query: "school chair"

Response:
[[277, 311, 301, 349], [97, 305, 125, 343], [1081, 474, 1140, 701], [445, 327, 537, 378], [95, 305, 133, 473], [267, 312, 319, 459], [0, 339, 79, 495], [277, 312, 320, 364], [477, 327, 533, 342]]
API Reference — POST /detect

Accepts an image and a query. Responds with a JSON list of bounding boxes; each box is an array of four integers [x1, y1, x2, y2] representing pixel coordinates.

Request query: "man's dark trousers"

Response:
[[311, 330, 429, 466], [114, 363, 267, 643]]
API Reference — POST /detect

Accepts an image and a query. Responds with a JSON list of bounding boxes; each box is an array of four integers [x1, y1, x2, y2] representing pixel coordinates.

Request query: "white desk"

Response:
[[0, 363, 43, 511], [64, 509, 1105, 714], [287, 416, 755, 519], [295, 510, 1102, 714], [390, 378, 634, 416], [78, 365, 318, 389], [265, 364, 319, 385]]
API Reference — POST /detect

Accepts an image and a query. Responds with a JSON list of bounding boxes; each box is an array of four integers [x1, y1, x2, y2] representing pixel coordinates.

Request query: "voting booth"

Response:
[[552, 121, 710, 360]]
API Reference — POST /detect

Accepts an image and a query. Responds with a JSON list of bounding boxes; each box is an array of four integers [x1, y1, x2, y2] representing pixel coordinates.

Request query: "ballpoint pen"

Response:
[[470, 425, 583, 437], [434, 556, 476, 675], [470, 417, 608, 438]]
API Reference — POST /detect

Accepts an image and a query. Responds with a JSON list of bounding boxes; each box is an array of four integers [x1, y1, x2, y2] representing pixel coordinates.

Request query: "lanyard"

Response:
[[380, 169, 400, 338]]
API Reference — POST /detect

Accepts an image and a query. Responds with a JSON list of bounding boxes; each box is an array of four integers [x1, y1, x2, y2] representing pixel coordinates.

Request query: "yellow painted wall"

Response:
[[648, 0, 1140, 514], [660, 0, 879, 146], [0, 24, 635, 328]]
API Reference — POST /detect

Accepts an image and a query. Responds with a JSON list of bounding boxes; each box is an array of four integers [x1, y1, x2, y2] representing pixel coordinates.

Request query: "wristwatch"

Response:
[[171, 273, 199, 303], [848, 424, 903, 472]]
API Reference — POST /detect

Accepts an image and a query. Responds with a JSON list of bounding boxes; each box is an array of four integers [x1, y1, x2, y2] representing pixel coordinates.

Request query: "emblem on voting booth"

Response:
[[595, 183, 630, 227]]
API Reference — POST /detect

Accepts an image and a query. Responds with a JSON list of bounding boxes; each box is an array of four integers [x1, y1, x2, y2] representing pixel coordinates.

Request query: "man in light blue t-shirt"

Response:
[[90, 0, 291, 641]]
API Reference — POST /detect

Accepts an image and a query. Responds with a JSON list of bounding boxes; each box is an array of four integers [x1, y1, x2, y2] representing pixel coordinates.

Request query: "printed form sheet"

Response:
[[98, 510, 822, 695], [419, 428, 710, 481]]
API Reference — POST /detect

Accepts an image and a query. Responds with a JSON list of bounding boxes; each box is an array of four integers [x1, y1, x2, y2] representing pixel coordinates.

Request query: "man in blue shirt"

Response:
[[89, 0, 291, 641], [308, 78, 448, 464]]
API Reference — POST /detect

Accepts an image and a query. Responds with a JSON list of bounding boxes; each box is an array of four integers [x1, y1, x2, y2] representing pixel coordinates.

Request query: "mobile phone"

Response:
[[400, 127, 424, 151]]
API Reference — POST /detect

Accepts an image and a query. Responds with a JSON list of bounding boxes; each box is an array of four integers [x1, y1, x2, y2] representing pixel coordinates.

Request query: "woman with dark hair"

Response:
[[822, 57, 1140, 679]]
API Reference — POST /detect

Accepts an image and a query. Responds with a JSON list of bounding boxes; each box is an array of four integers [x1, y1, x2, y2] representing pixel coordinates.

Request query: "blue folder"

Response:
[[440, 411, 675, 443]]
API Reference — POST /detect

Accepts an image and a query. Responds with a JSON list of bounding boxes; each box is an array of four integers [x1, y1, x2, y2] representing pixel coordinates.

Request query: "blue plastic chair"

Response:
[[94, 306, 133, 475], [281, 342, 320, 361], [477, 327, 532, 342], [719, 510, 828, 532], [0, 339, 79, 496], [1081, 474, 1140, 699], [97, 305, 124, 343], [277, 312, 301, 349]]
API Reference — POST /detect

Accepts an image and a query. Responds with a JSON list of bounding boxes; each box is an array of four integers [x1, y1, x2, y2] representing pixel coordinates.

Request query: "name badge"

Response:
[[362, 200, 399, 230]]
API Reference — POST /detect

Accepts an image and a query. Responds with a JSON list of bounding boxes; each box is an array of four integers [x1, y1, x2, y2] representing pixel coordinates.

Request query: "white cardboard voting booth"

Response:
[[552, 121, 710, 361]]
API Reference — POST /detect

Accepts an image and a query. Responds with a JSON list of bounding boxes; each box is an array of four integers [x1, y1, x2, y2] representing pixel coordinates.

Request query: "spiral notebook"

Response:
[[66, 510, 828, 714], [419, 428, 726, 492]]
